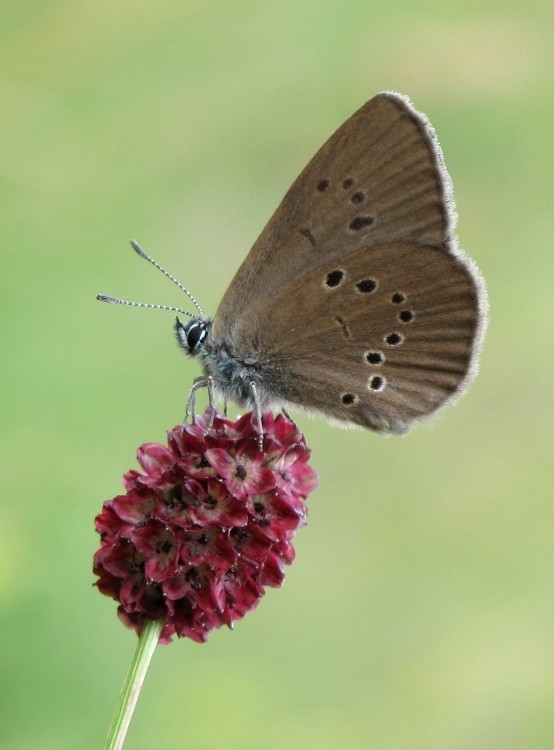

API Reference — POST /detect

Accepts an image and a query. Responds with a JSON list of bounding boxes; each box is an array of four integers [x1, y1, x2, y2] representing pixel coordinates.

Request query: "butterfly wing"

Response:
[[210, 92, 486, 432], [213, 92, 456, 337], [241, 242, 482, 433]]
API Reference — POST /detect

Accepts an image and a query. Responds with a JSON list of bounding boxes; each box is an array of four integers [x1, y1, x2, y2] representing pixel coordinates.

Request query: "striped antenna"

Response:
[[96, 240, 204, 319], [96, 294, 195, 317]]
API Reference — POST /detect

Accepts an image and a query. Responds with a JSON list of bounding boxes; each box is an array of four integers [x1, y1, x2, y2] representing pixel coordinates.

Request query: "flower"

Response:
[[93, 409, 318, 643]]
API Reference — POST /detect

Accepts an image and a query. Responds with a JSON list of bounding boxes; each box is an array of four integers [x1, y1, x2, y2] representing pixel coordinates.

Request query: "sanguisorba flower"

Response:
[[93, 409, 318, 643]]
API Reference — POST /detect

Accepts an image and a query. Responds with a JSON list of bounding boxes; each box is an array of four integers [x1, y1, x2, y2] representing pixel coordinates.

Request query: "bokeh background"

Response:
[[2, 1, 553, 748]]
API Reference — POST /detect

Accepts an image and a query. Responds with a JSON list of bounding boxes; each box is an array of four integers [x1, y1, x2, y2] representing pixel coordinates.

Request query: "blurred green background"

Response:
[[2, 1, 553, 748]]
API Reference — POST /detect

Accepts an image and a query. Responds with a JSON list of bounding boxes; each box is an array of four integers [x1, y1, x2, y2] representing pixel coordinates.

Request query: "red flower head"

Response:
[[93, 410, 318, 643]]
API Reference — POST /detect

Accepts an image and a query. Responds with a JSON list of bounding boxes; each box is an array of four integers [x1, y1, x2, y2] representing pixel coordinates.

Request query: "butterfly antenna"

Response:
[[96, 294, 196, 318], [130, 239, 204, 317]]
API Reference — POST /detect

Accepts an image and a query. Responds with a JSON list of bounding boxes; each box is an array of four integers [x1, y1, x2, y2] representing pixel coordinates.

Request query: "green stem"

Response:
[[105, 619, 164, 750]]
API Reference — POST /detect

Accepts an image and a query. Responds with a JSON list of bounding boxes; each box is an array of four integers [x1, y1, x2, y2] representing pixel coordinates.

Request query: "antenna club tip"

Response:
[[130, 239, 146, 257]]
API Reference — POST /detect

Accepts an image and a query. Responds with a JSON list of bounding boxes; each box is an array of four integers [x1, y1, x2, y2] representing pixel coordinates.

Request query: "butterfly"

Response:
[[100, 92, 487, 435]]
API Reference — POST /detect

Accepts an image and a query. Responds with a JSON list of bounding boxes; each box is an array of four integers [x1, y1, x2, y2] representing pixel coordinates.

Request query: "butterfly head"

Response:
[[175, 315, 212, 356]]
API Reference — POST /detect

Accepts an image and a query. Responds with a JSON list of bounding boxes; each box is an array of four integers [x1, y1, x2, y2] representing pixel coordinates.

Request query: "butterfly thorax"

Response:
[[175, 315, 268, 407]]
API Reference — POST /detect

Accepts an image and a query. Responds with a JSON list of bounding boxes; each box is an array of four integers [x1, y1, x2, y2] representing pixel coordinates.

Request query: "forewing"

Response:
[[212, 92, 456, 343]]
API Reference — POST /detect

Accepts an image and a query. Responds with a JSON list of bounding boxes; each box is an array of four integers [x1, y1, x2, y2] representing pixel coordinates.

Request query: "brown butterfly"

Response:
[[101, 92, 487, 435]]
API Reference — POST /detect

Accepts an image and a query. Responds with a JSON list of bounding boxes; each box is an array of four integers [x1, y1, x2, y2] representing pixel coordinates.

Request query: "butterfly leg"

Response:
[[185, 377, 202, 423], [205, 377, 217, 432], [185, 376, 218, 438], [185, 376, 209, 424], [281, 406, 297, 427], [248, 381, 264, 450]]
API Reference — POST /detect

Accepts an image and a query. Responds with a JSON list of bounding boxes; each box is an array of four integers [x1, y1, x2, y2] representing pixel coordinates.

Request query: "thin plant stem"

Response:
[[105, 619, 164, 750]]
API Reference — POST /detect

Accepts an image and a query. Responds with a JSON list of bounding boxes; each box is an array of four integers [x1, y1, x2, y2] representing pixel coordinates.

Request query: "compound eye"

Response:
[[185, 320, 207, 353], [175, 317, 208, 355]]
